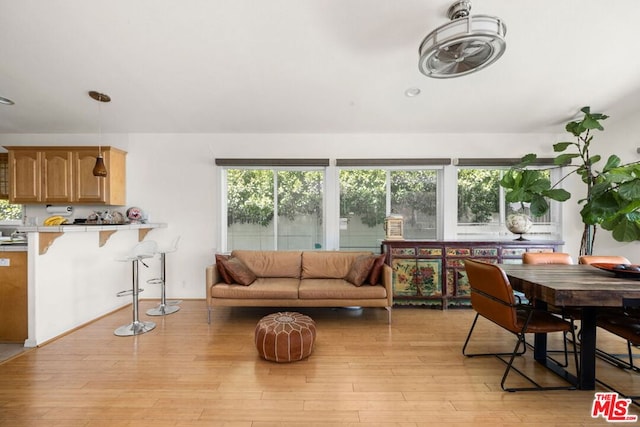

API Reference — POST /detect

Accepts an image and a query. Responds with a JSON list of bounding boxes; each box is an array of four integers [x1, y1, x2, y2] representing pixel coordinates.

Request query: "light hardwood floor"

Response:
[[0, 300, 638, 426]]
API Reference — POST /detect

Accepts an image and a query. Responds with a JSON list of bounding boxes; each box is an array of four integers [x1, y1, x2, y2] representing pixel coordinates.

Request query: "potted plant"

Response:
[[501, 107, 640, 254], [499, 159, 570, 239]]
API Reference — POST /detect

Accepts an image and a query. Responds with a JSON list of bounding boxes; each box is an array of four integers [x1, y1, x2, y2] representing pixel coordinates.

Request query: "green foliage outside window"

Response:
[[227, 168, 439, 230], [457, 169, 500, 223], [339, 170, 386, 227], [391, 170, 437, 227], [226, 169, 323, 227], [0, 200, 22, 221], [277, 171, 323, 221], [226, 169, 274, 226]]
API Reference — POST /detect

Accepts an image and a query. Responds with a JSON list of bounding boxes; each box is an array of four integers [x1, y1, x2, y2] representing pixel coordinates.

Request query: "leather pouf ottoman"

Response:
[[255, 312, 316, 362]]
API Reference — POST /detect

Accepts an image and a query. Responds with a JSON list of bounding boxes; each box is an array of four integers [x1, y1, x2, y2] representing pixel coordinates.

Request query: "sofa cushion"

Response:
[[345, 254, 376, 286], [215, 254, 233, 284], [211, 278, 300, 299], [219, 256, 257, 286], [301, 251, 373, 279], [367, 254, 386, 285], [232, 250, 302, 278], [299, 279, 387, 299]]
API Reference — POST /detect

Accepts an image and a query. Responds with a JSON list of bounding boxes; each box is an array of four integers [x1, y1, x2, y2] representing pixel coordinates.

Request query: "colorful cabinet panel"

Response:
[[383, 240, 563, 308]]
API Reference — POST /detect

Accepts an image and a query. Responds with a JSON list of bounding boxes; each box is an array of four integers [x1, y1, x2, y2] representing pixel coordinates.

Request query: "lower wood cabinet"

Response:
[[0, 251, 27, 342], [382, 239, 563, 308]]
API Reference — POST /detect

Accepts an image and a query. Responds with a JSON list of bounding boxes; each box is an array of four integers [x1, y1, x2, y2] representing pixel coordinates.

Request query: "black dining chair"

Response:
[[462, 259, 579, 391], [596, 298, 640, 372]]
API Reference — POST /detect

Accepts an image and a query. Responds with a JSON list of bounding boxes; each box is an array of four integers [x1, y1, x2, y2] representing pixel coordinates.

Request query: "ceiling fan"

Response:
[[418, 0, 507, 78]]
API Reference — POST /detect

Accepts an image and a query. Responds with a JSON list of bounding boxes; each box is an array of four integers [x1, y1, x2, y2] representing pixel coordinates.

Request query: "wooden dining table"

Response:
[[500, 263, 640, 390]]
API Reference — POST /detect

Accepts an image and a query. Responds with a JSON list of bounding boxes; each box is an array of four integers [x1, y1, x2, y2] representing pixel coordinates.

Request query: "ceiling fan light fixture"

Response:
[[418, 1, 506, 79], [0, 96, 15, 106]]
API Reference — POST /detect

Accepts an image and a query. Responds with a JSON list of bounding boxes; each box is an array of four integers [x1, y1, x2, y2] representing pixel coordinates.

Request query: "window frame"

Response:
[[455, 164, 564, 239], [219, 165, 327, 252], [336, 164, 445, 248]]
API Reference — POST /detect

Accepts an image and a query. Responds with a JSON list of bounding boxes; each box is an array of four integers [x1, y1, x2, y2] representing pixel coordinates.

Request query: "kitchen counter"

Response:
[[20, 222, 168, 347], [17, 222, 165, 233], [18, 223, 166, 255], [0, 244, 27, 252]]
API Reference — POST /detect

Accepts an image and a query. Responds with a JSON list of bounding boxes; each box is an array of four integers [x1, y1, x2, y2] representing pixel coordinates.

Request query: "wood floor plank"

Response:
[[0, 301, 638, 425]]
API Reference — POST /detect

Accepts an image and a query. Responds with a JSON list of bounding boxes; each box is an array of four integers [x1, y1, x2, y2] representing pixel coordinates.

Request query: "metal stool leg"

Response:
[[115, 259, 156, 336], [147, 252, 180, 316]]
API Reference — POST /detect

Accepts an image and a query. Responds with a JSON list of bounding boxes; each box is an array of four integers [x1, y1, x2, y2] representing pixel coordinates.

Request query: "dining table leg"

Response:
[[579, 306, 597, 390]]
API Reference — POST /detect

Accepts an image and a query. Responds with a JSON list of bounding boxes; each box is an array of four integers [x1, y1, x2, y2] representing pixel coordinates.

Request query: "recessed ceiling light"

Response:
[[405, 87, 421, 97], [0, 96, 15, 105]]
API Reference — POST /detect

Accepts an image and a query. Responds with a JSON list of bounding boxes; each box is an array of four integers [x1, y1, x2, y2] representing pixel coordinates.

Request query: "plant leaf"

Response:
[[619, 181, 640, 200], [543, 188, 571, 202], [582, 115, 604, 131], [530, 195, 549, 216], [603, 155, 621, 172], [554, 153, 579, 165], [611, 215, 640, 242], [565, 121, 584, 137], [553, 142, 573, 152]]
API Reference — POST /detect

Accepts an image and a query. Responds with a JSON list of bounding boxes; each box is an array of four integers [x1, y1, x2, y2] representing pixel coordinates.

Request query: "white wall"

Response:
[[1, 128, 638, 305]]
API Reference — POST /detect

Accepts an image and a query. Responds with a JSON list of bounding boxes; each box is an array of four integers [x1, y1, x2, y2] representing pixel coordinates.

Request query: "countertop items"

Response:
[[17, 222, 164, 233], [0, 235, 27, 251]]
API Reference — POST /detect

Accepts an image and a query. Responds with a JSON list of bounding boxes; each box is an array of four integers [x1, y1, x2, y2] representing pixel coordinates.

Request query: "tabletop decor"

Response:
[[126, 207, 144, 223], [591, 263, 640, 280]]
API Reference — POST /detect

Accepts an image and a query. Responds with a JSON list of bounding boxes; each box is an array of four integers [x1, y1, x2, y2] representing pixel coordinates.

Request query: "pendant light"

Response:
[[88, 90, 110, 177]]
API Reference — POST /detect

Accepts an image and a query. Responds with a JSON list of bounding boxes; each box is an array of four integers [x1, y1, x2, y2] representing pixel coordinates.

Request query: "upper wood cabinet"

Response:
[[0, 153, 9, 200], [5, 146, 127, 205]]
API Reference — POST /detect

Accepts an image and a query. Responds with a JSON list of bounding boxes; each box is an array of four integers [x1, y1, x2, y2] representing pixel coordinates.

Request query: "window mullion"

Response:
[[273, 170, 279, 250]]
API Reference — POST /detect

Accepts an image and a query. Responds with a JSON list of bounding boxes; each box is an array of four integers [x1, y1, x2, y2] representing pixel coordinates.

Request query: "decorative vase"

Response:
[[506, 213, 532, 240]]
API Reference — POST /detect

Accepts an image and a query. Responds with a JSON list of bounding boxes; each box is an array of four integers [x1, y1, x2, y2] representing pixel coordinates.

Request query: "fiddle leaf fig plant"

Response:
[[502, 106, 640, 255], [499, 154, 570, 216]]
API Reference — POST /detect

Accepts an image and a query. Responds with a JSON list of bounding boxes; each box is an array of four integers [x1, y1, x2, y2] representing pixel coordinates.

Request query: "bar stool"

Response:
[[146, 236, 181, 316], [114, 240, 158, 336]]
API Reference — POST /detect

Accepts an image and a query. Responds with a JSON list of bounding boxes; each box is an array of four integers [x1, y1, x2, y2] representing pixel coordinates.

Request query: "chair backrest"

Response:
[[133, 240, 158, 259], [160, 236, 181, 253], [578, 255, 631, 265], [522, 252, 573, 265], [464, 259, 519, 333]]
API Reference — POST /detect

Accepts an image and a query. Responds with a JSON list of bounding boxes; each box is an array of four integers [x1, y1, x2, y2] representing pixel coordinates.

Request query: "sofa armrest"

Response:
[[380, 264, 393, 307], [206, 264, 221, 302]]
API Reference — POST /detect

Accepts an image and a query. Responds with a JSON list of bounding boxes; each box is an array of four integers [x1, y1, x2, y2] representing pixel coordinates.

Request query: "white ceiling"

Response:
[[1, 0, 639, 134]]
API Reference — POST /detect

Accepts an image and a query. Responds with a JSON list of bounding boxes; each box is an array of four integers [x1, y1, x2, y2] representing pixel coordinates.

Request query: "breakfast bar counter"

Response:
[[20, 223, 167, 347], [18, 223, 166, 255]]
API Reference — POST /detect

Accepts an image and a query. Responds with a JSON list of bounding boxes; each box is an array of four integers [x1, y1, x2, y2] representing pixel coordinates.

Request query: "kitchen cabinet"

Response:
[[0, 153, 8, 199], [5, 146, 126, 205], [0, 251, 28, 343], [383, 239, 563, 308], [73, 149, 126, 204], [42, 150, 73, 203], [8, 149, 40, 203]]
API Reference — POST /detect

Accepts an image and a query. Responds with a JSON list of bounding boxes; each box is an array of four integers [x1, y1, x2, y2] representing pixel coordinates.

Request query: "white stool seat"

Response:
[[146, 236, 181, 316], [114, 240, 158, 336]]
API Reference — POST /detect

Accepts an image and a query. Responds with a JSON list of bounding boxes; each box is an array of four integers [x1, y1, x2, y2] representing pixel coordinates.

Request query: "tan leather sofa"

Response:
[[206, 250, 393, 323]]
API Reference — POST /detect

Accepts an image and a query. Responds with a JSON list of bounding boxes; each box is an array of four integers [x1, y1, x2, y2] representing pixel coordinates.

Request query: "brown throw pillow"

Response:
[[215, 254, 233, 284], [368, 254, 386, 285], [345, 255, 376, 286], [220, 256, 257, 286]]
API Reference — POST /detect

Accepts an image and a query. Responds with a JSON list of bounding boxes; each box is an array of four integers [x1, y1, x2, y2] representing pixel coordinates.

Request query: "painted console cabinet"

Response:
[[382, 239, 564, 308]]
